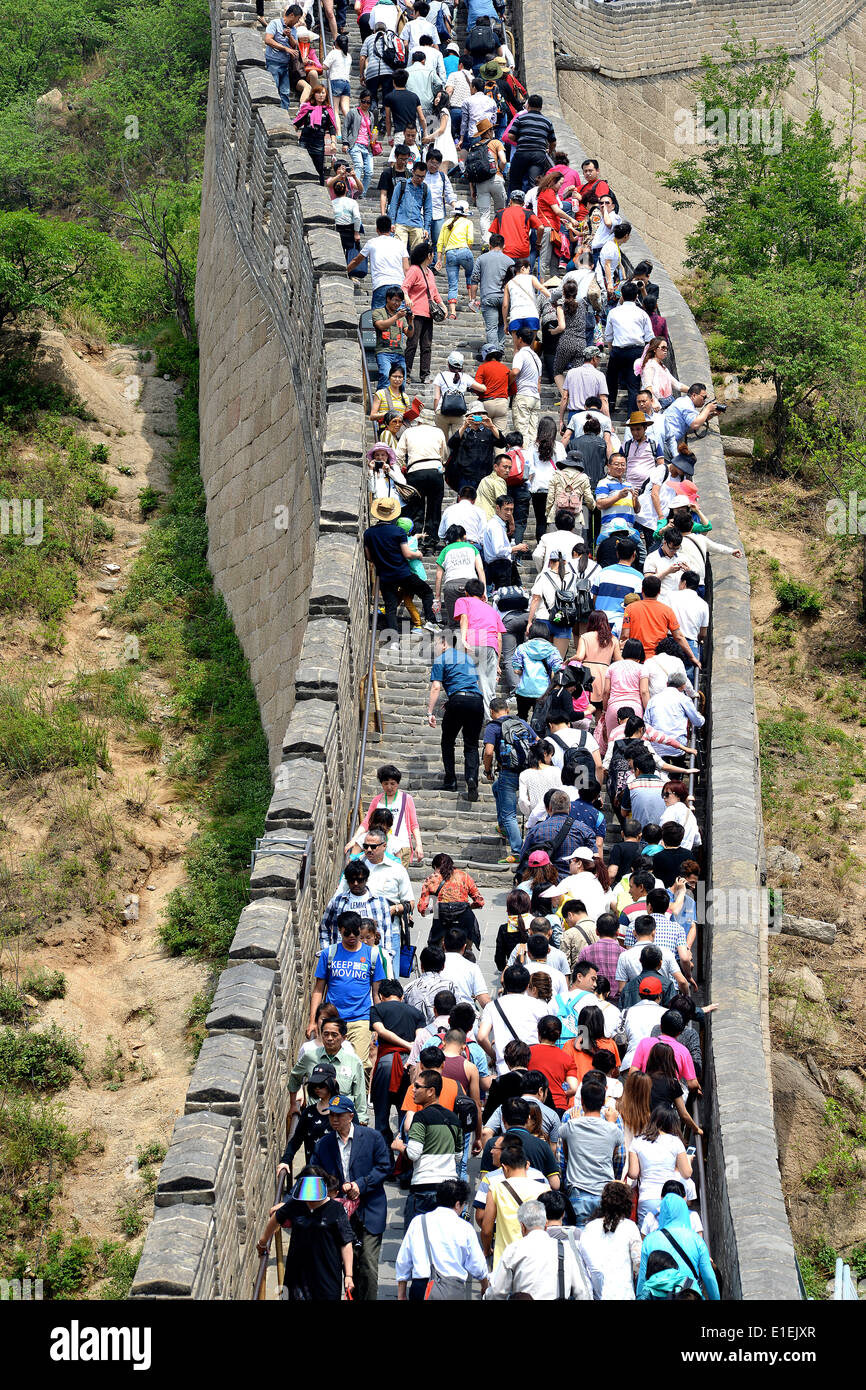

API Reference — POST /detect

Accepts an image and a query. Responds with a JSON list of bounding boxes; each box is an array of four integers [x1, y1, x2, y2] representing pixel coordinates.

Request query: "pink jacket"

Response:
[[402, 265, 444, 319]]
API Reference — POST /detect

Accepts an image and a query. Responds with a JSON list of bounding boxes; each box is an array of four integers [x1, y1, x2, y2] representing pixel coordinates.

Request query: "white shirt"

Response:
[[439, 497, 486, 545], [644, 687, 704, 746], [339, 853, 414, 905], [512, 346, 542, 398], [670, 589, 709, 641], [544, 726, 599, 771], [441, 951, 488, 1005], [661, 800, 702, 851], [485, 1227, 587, 1300], [482, 514, 511, 564], [336, 1123, 355, 1177], [616, 944, 680, 986], [595, 239, 622, 290], [463, 92, 497, 138], [562, 266, 595, 298], [402, 17, 438, 49], [434, 369, 478, 403], [642, 547, 688, 601], [551, 867, 609, 923], [533, 530, 582, 574], [579, 1216, 641, 1300], [525, 443, 565, 493], [567, 409, 620, 450], [396, 1206, 488, 1282], [370, 4, 399, 30], [361, 234, 408, 290], [604, 302, 653, 350], [525, 959, 567, 996], [479, 993, 549, 1073], [617, 998, 667, 1068], [643, 653, 693, 700], [591, 210, 622, 250], [636, 462, 670, 526], [323, 49, 352, 82], [631, 1132, 686, 1200]]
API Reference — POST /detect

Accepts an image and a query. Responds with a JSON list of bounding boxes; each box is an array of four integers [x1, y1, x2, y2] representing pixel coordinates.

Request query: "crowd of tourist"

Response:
[[254, 0, 736, 1302]]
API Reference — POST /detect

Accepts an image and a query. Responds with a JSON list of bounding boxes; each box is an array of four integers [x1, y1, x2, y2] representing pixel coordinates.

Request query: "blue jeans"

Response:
[[458, 1130, 472, 1182], [568, 1188, 602, 1228], [349, 144, 374, 197], [493, 768, 521, 855], [265, 60, 293, 111], [445, 247, 475, 302], [430, 217, 445, 266], [481, 298, 505, 347], [376, 351, 406, 389], [371, 285, 391, 310], [684, 637, 700, 685]]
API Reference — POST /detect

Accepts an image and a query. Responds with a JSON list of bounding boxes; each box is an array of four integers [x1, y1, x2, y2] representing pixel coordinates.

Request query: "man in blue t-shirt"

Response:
[[428, 634, 484, 799], [310, 911, 386, 1071]]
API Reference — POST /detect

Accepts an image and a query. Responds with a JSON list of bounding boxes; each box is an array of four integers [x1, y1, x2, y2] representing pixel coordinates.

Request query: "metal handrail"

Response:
[[253, 1170, 287, 1300], [348, 324, 383, 841], [316, 0, 337, 135]]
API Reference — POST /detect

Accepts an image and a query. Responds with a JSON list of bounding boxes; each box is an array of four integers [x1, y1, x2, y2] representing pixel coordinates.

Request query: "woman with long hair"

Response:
[[370, 362, 411, 430], [638, 335, 687, 411], [502, 259, 550, 336], [423, 92, 458, 173], [517, 741, 562, 819], [402, 239, 445, 385], [292, 85, 338, 184], [618, 1069, 652, 1153], [553, 282, 589, 387], [526, 414, 565, 542], [562, 1003, 620, 1082], [579, 1181, 642, 1300], [628, 1105, 693, 1224], [536, 169, 579, 279], [417, 850, 484, 949], [526, 968, 553, 1008], [645, 1042, 702, 1137], [574, 610, 621, 709]]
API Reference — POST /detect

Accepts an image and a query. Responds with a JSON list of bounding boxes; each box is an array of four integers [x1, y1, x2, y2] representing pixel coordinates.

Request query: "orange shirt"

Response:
[[475, 359, 511, 400], [561, 1036, 620, 1082], [620, 598, 680, 656], [401, 1075, 458, 1114]]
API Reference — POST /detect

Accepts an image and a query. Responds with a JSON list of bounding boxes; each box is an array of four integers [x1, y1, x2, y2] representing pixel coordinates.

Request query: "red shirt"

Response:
[[576, 176, 611, 217], [475, 359, 511, 400], [529, 1043, 579, 1111], [490, 204, 541, 259]]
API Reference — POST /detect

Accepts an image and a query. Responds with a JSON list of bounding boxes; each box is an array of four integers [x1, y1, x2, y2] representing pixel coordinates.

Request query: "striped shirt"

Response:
[[595, 476, 636, 533], [590, 562, 641, 635], [504, 109, 556, 153]]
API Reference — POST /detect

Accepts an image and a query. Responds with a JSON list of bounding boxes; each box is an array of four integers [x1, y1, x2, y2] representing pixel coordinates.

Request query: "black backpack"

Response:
[[464, 138, 495, 184], [544, 570, 593, 628], [498, 716, 534, 773], [552, 731, 598, 796], [467, 20, 499, 55]]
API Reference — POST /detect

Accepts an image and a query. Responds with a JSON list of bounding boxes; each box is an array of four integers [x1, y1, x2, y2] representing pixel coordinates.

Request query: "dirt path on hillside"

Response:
[[729, 446, 866, 1254], [8, 333, 210, 1265]]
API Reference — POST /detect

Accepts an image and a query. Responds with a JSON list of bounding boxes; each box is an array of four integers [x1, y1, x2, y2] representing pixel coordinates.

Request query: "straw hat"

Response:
[[370, 497, 401, 522]]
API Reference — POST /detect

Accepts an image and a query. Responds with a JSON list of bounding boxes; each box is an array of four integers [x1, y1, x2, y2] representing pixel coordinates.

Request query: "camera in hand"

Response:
[[714, 402, 727, 412]]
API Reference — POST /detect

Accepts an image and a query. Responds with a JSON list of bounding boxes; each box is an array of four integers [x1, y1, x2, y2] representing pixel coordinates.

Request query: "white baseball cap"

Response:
[[447, 350, 464, 368]]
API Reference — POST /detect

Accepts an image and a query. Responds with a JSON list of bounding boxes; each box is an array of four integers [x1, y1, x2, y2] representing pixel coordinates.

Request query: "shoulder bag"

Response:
[[420, 1214, 470, 1300], [423, 269, 447, 323]]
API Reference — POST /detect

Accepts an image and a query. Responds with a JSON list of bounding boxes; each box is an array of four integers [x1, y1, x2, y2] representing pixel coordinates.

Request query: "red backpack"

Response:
[[507, 446, 526, 484]]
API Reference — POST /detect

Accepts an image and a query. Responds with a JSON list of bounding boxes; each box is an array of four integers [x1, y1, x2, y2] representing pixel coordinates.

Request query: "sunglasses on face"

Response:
[[363, 841, 382, 850], [341, 928, 360, 938]]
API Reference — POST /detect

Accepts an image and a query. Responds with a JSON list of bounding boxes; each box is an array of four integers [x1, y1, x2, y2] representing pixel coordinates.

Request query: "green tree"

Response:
[[715, 266, 866, 461], [0, 211, 114, 330], [660, 30, 866, 290], [0, 0, 111, 109]]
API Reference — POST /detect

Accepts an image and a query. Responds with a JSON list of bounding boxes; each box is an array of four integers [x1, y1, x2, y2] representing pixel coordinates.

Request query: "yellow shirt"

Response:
[[476, 470, 509, 519], [437, 215, 474, 255], [490, 1173, 551, 1267]]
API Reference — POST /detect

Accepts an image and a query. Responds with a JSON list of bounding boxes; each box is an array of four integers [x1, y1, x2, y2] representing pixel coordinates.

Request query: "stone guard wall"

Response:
[[130, 1, 371, 1299], [552, 0, 866, 273], [511, 0, 801, 1299]]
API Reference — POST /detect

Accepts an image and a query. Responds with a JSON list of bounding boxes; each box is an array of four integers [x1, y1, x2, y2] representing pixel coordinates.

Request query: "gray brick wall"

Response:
[[131, 0, 369, 1301], [512, 0, 801, 1301], [552, 1, 866, 273]]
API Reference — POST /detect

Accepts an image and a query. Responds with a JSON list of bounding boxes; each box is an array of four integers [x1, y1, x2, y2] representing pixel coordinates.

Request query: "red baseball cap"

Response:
[[638, 976, 663, 998]]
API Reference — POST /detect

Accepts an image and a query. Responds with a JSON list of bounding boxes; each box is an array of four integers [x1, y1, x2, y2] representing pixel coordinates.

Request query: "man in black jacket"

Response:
[[447, 410, 507, 492]]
